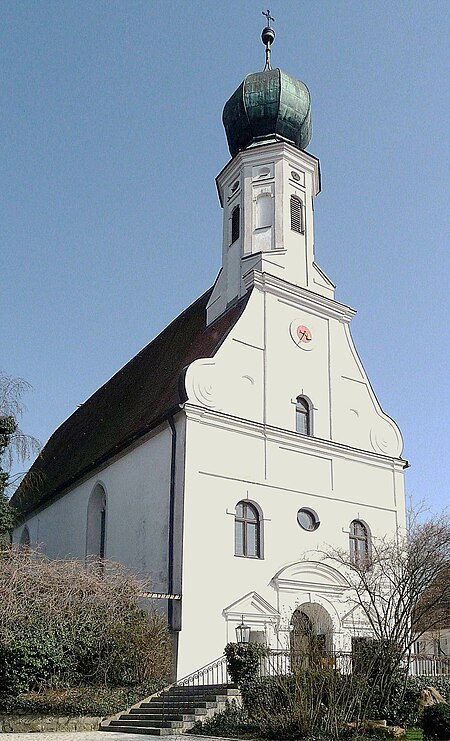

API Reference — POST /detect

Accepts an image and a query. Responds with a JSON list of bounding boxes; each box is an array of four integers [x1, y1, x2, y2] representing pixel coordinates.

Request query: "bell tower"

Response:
[[207, 19, 335, 325]]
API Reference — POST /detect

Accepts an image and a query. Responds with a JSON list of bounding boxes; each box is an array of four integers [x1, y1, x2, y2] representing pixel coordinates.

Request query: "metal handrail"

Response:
[[176, 654, 231, 687], [260, 648, 450, 677], [156, 655, 232, 726]]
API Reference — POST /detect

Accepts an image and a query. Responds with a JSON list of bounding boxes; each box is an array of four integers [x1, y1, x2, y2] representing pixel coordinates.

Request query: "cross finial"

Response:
[[262, 9, 275, 26], [261, 10, 276, 70]]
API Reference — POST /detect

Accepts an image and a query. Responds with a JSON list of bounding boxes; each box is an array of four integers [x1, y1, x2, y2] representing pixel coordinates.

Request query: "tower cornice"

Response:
[[216, 140, 321, 207], [244, 270, 356, 323]]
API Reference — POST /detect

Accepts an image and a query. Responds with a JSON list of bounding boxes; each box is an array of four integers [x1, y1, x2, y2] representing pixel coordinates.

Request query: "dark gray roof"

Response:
[[12, 289, 249, 516]]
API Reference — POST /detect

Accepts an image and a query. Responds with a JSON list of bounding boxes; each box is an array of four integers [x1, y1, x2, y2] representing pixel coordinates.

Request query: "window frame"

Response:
[[234, 501, 262, 559], [296, 395, 312, 435], [349, 519, 370, 564], [19, 525, 30, 546], [297, 507, 320, 532], [86, 483, 107, 561], [230, 205, 240, 245]]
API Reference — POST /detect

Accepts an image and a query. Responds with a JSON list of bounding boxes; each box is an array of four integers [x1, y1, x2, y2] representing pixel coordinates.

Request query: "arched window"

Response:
[[235, 501, 261, 558], [231, 205, 240, 244], [86, 484, 107, 560], [296, 396, 311, 435], [20, 526, 30, 546], [349, 520, 370, 564], [256, 193, 273, 229], [290, 194, 304, 234]]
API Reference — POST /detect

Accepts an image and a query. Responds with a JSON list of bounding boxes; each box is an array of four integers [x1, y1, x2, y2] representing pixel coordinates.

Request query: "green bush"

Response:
[[0, 633, 75, 695], [224, 642, 266, 686], [380, 677, 450, 728], [0, 550, 172, 696], [188, 700, 255, 737], [421, 703, 450, 740], [0, 682, 162, 716], [187, 701, 391, 741]]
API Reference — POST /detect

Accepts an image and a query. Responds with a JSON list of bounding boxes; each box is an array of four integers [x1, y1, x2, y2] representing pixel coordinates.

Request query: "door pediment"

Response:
[[271, 560, 349, 595], [223, 591, 279, 623]]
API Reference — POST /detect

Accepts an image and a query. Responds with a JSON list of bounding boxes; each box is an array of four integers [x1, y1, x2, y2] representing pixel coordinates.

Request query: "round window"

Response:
[[297, 508, 319, 531]]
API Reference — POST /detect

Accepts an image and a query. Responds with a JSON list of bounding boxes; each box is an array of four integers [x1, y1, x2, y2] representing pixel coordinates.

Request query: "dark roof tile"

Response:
[[12, 288, 249, 516]]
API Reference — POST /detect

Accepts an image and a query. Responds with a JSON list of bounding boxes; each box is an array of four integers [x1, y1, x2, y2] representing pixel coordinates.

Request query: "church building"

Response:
[[12, 22, 407, 681]]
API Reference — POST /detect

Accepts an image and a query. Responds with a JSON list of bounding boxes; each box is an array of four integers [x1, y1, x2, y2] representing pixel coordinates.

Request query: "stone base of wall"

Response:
[[0, 714, 103, 733]]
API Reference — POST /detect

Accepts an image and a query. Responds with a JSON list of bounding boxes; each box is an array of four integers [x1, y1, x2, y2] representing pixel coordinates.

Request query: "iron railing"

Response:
[[409, 654, 450, 676], [260, 649, 450, 678], [176, 654, 231, 688], [157, 654, 232, 724], [154, 649, 449, 726]]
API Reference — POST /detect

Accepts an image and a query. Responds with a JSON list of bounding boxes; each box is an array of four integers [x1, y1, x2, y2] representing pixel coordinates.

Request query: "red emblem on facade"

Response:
[[296, 325, 312, 343]]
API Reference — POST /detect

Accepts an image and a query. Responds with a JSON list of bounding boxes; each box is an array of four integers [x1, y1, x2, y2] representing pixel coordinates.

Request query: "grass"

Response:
[[406, 731, 423, 741]]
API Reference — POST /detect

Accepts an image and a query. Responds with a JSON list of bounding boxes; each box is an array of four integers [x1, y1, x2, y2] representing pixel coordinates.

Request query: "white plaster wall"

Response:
[[190, 277, 404, 459], [177, 412, 404, 677], [13, 422, 176, 594], [180, 274, 406, 678]]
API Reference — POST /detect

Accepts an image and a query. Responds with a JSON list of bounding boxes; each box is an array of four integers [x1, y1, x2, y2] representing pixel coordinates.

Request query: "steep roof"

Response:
[[12, 288, 249, 517]]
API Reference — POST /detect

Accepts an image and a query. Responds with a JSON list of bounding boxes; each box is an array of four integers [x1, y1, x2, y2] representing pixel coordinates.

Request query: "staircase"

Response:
[[100, 656, 241, 736]]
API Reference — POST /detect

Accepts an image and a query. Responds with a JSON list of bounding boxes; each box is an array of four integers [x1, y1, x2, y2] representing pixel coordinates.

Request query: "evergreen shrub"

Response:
[[382, 677, 450, 728], [0, 683, 162, 716], [224, 641, 266, 686], [421, 703, 450, 740], [0, 549, 171, 697]]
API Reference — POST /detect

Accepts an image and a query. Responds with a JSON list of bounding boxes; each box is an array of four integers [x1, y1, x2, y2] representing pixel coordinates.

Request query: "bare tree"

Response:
[[0, 372, 40, 543], [0, 373, 40, 480], [0, 548, 172, 691], [323, 505, 450, 707]]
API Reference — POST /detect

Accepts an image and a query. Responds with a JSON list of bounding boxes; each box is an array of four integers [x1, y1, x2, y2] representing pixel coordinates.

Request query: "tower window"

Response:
[[349, 520, 370, 564], [231, 205, 240, 244], [290, 194, 304, 234], [256, 193, 273, 229], [235, 501, 261, 558], [296, 396, 311, 435]]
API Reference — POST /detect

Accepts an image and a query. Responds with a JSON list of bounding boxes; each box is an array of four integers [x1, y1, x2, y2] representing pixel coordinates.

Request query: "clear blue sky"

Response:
[[2, 0, 449, 514]]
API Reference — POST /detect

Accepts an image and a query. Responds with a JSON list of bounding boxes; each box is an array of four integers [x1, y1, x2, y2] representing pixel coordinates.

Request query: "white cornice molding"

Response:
[[243, 270, 356, 323], [183, 404, 407, 471], [274, 578, 346, 597], [216, 140, 321, 206]]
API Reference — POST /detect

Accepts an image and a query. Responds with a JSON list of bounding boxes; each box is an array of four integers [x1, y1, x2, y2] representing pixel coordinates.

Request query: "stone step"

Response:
[[126, 713, 197, 722], [141, 700, 218, 709], [119, 713, 195, 728], [101, 725, 175, 735], [100, 680, 241, 734], [167, 684, 237, 694], [130, 706, 207, 714], [110, 718, 186, 729], [134, 710, 207, 719]]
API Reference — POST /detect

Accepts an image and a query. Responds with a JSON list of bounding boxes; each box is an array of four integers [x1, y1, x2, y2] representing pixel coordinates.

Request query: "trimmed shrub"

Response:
[[0, 683, 162, 716], [224, 642, 266, 686], [421, 703, 450, 740], [188, 700, 255, 737], [0, 549, 172, 696], [381, 677, 450, 728]]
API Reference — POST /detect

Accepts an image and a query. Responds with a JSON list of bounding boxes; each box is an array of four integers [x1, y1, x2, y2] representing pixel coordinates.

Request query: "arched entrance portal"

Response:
[[290, 603, 333, 669]]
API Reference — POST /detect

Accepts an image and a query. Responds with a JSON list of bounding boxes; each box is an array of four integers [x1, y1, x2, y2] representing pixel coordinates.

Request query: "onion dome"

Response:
[[222, 14, 312, 157]]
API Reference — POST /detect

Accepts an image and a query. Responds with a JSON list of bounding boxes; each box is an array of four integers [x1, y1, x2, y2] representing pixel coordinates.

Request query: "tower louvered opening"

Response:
[[290, 194, 304, 234], [231, 205, 240, 244]]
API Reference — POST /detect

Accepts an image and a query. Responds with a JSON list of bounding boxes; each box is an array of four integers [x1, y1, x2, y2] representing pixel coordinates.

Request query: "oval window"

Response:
[[297, 508, 319, 532]]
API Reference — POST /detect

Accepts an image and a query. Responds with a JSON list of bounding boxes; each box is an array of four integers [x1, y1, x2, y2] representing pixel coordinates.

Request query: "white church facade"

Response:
[[13, 25, 407, 681]]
